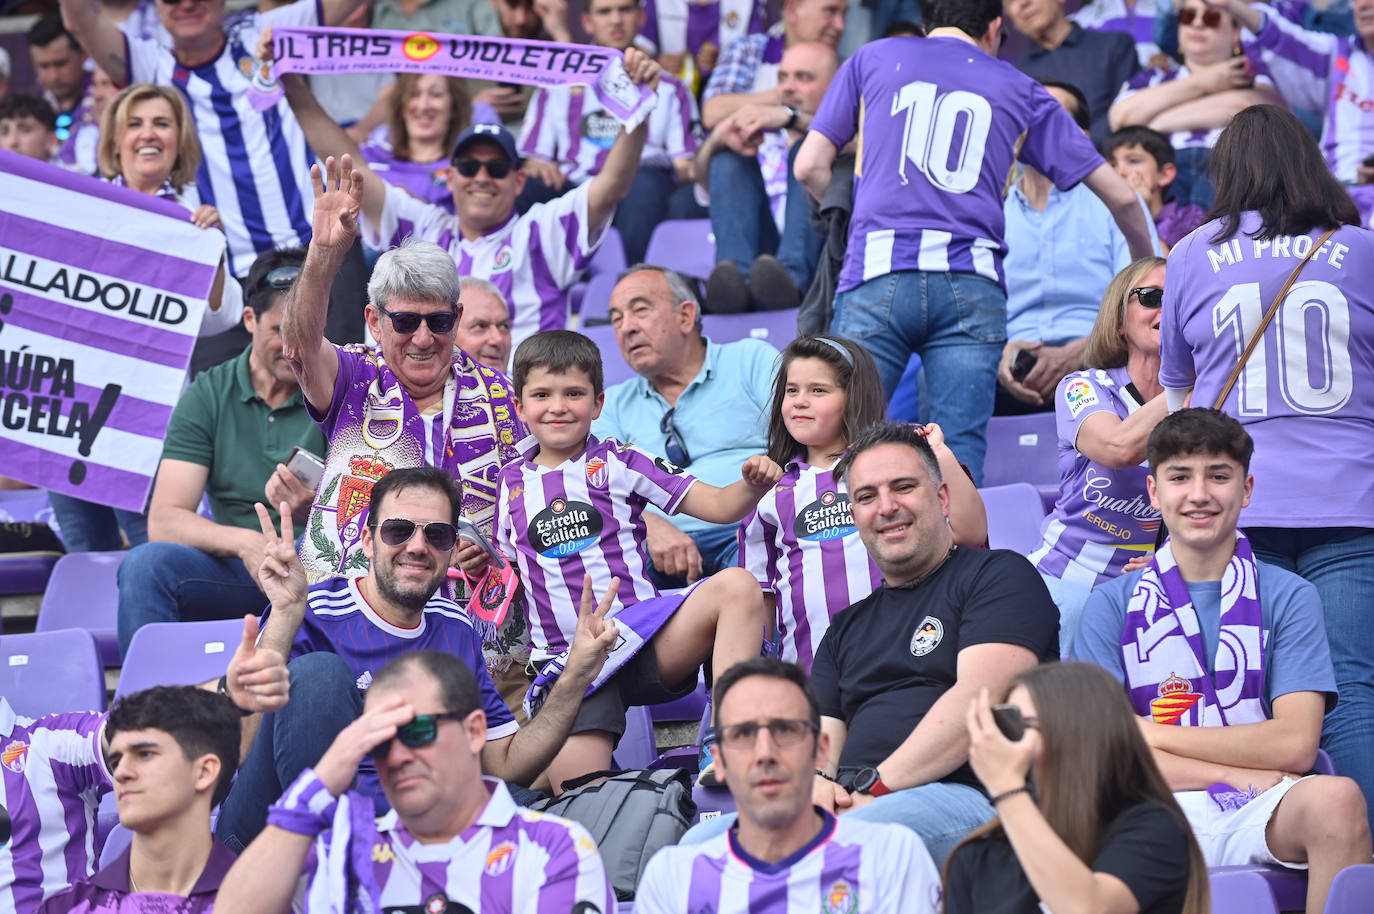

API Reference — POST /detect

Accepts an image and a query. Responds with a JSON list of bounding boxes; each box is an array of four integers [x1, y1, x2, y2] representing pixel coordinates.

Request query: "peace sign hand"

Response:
[[564, 574, 621, 685], [254, 500, 308, 611]]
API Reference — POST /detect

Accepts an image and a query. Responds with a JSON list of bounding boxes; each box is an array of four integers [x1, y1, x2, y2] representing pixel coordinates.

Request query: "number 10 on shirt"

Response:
[[893, 80, 992, 194]]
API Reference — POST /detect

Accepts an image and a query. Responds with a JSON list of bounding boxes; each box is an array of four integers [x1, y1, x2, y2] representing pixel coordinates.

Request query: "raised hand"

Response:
[[308, 155, 363, 254], [741, 455, 783, 490], [313, 695, 415, 797], [222, 614, 290, 714], [622, 46, 662, 91], [564, 574, 621, 683], [255, 501, 307, 610]]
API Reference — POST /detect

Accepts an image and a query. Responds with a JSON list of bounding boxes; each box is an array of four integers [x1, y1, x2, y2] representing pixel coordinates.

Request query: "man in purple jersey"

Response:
[[216, 650, 615, 914], [794, 0, 1153, 484]]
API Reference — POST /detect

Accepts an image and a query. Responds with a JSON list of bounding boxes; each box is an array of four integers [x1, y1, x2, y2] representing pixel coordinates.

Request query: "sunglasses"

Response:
[[716, 717, 819, 750], [1130, 286, 1164, 309], [376, 304, 458, 335], [659, 408, 692, 467], [370, 517, 459, 551], [1178, 7, 1225, 28], [368, 711, 468, 758], [451, 156, 513, 179], [264, 265, 301, 291]]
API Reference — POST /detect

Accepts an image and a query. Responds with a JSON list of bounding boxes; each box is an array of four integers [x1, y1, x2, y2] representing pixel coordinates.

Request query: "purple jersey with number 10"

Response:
[[1158, 213, 1374, 528], [807, 35, 1105, 294]]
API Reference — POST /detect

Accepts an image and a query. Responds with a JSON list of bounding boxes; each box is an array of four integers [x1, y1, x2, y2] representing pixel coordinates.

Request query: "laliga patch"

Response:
[[822, 879, 858, 914], [1063, 378, 1099, 418], [791, 491, 858, 542], [528, 498, 603, 557], [909, 616, 944, 657]]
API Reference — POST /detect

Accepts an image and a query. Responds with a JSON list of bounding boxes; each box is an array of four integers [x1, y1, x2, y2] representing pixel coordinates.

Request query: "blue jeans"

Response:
[[708, 145, 822, 293], [217, 653, 365, 852], [116, 542, 269, 658], [832, 270, 1005, 484], [681, 781, 993, 866], [1170, 147, 1215, 210], [47, 492, 148, 553], [1247, 526, 1374, 834], [646, 522, 741, 590], [614, 165, 676, 265]]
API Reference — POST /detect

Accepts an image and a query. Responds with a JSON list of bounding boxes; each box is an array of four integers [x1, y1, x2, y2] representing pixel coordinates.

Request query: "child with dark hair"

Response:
[[1104, 125, 1206, 250], [0, 92, 58, 162]]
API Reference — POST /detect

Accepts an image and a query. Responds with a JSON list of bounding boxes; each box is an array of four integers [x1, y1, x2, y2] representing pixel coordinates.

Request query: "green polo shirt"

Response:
[[161, 348, 326, 531]]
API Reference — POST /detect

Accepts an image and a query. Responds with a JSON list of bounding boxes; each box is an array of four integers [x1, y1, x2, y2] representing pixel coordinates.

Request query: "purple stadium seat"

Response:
[[613, 705, 658, 770], [979, 483, 1047, 554], [36, 551, 124, 666], [1208, 867, 1281, 914], [0, 489, 64, 600], [579, 272, 621, 325], [701, 309, 798, 348], [0, 488, 59, 529], [589, 227, 628, 278], [0, 628, 106, 715], [1324, 863, 1374, 913], [99, 822, 131, 869], [115, 618, 247, 700], [651, 678, 707, 724], [692, 784, 737, 825], [644, 219, 716, 280], [582, 323, 638, 388], [982, 412, 1061, 506]]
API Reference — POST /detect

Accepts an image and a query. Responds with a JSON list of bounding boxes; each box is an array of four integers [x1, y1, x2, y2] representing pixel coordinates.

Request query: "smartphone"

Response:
[[458, 517, 504, 564], [285, 446, 325, 490], [1010, 349, 1038, 383], [1363, 153, 1374, 168], [991, 704, 1026, 741]]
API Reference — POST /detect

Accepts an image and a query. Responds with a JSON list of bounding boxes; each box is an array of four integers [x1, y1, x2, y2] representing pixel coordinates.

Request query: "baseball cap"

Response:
[[451, 123, 522, 165]]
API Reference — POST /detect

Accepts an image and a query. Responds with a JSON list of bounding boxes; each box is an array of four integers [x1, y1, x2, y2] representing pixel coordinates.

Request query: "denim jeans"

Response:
[[614, 165, 677, 265], [217, 652, 365, 852], [46, 492, 148, 553], [680, 780, 993, 866], [832, 270, 1005, 484], [115, 542, 269, 658], [1247, 525, 1374, 834], [1170, 147, 1215, 211], [646, 522, 741, 591], [708, 145, 823, 293]]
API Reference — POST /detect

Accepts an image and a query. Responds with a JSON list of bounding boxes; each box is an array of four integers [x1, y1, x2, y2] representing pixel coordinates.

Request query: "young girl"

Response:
[[739, 335, 988, 672]]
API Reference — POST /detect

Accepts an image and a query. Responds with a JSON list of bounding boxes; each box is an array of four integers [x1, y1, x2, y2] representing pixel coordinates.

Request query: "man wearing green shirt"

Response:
[[116, 249, 327, 658]]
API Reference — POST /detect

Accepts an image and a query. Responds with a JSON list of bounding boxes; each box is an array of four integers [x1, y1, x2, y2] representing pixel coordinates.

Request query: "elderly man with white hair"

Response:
[[456, 276, 515, 372]]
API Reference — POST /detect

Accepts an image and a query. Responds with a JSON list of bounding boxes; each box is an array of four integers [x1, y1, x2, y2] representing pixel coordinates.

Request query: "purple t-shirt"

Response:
[[359, 139, 455, 214], [808, 35, 1105, 293], [1159, 213, 1374, 527], [35, 842, 235, 914]]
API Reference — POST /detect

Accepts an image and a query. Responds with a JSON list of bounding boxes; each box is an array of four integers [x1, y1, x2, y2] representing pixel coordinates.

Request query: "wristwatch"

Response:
[[851, 767, 892, 797], [782, 104, 800, 130], [216, 674, 254, 717]]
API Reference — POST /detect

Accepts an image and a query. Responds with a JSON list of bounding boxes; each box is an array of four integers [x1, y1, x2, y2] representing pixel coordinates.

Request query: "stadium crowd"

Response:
[[1, 0, 1373, 909]]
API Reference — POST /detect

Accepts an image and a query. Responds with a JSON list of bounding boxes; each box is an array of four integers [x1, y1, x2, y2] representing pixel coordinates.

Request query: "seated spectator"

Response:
[[359, 73, 477, 214], [1108, 0, 1283, 209], [595, 265, 777, 587], [640, 0, 769, 87], [1010, 0, 1142, 146], [1028, 257, 1168, 654], [1074, 409, 1373, 914], [0, 47, 9, 101], [1104, 125, 1208, 250], [455, 276, 514, 371], [216, 467, 617, 848], [636, 658, 942, 913], [946, 662, 1207, 914], [1071, 0, 1168, 68], [519, 0, 701, 264], [996, 80, 1160, 415], [215, 650, 615, 914], [37, 687, 241, 914], [26, 14, 93, 170], [0, 93, 59, 162], [697, 42, 837, 312], [116, 249, 325, 656]]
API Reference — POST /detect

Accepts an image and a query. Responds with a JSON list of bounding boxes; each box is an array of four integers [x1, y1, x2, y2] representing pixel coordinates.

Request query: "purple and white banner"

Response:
[[0, 150, 222, 512]]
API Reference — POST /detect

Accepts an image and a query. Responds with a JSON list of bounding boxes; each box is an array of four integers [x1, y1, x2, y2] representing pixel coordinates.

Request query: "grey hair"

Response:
[[368, 237, 460, 311], [617, 263, 703, 334], [458, 275, 509, 310]]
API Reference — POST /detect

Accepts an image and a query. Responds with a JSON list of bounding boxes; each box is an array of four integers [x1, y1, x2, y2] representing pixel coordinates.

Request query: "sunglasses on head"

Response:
[[376, 304, 458, 335], [264, 265, 301, 291], [368, 711, 468, 758], [1130, 286, 1164, 309], [659, 408, 692, 467], [451, 156, 513, 179], [1178, 7, 1225, 28], [370, 517, 459, 551]]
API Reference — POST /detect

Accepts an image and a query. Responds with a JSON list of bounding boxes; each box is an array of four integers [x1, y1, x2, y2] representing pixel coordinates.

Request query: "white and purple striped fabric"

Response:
[[0, 150, 222, 512], [519, 72, 699, 186], [639, 0, 768, 59], [495, 434, 696, 661], [363, 182, 608, 353], [739, 461, 881, 673], [1071, 0, 1163, 68], [1114, 64, 1278, 151], [635, 812, 942, 914], [0, 699, 111, 914]]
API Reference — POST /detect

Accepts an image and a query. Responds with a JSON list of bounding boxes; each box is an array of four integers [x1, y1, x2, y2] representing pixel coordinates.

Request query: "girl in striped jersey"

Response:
[[739, 336, 987, 672]]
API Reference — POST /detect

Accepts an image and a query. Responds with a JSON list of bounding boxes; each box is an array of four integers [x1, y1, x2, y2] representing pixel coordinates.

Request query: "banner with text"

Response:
[[0, 150, 222, 512], [261, 26, 656, 126]]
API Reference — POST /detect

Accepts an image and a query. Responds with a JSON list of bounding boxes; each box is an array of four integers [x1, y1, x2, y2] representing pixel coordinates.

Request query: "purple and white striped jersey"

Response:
[[635, 812, 942, 914], [1114, 65, 1277, 150], [35, 842, 236, 914], [362, 182, 608, 352], [1246, 4, 1374, 184], [1159, 213, 1374, 528], [0, 699, 111, 914], [1029, 367, 1160, 589], [125, 0, 321, 278], [519, 74, 699, 186], [1071, 0, 1164, 68], [495, 434, 697, 661], [639, 0, 768, 60], [808, 36, 1104, 294], [739, 461, 881, 672]]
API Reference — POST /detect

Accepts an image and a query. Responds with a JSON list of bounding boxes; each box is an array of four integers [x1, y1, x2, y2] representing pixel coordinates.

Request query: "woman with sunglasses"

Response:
[[1027, 257, 1169, 654], [1157, 103, 1374, 834], [944, 662, 1208, 914], [1107, 0, 1282, 210]]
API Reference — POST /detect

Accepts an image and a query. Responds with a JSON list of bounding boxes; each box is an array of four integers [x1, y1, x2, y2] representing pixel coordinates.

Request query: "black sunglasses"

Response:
[[1178, 7, 1224, 28], [376, 304, 458, 335], [369, 517, 459, 552], [659, 408, 692, 467], [451, 156, 513, 179], [1130, 286, 1164, 309], [368, 711, 468, 758], [264, 265, 301, 291]]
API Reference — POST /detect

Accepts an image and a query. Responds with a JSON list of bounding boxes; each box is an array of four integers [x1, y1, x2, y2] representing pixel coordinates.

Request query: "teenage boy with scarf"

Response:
[[1073, 408, 1370, 914]]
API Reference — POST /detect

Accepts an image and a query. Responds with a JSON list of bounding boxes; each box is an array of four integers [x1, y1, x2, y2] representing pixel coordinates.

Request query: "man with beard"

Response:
[[213, 466, 619, 852]]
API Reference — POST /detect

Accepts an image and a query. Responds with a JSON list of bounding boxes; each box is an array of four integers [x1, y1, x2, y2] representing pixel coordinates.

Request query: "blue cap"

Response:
[[451, 123, 522, 165]]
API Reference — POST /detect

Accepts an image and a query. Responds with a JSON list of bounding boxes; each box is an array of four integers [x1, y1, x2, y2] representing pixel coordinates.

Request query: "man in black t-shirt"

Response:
[[809, 421, 1059, 864]]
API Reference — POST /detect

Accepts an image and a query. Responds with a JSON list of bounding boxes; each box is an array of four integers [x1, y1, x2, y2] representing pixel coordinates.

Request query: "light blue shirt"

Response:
[[592, 337, 779, 536], [1003, 180, 1160, 343]]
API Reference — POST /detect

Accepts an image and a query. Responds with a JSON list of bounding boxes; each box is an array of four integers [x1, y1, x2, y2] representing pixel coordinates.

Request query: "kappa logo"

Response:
[[910, 616, 944, 657], [822, 879, 858, 914], [484, 840, 516, 876], [2, 740, 28, 773]]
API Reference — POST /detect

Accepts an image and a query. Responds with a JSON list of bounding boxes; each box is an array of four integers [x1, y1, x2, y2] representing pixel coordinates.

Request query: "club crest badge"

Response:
[[910, 616, 944, 657]]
